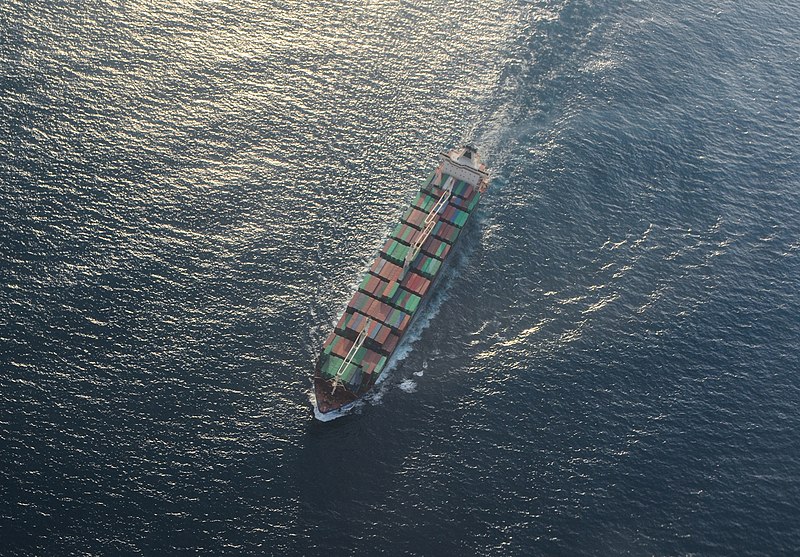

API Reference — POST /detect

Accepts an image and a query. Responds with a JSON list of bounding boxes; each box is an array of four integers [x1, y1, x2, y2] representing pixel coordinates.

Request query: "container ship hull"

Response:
[[313, 146, 489, 416]]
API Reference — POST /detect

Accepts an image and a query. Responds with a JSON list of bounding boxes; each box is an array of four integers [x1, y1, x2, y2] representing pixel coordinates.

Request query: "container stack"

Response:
[[317, 169, 483, 394]]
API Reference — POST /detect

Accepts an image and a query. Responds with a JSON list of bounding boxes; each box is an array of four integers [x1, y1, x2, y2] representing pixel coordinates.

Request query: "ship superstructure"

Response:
[[313, 146, 489, 415]]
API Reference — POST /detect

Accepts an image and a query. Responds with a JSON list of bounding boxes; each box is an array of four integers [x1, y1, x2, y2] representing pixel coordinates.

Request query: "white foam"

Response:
[[365, 385, 385, 406], [398, 379, 417, 393], [308, 387, 364, 421], [313, 405, 347, 422]]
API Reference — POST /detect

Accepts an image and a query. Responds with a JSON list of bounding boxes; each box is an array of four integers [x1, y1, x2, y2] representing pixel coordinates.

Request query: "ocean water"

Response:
[[2, 0, 799, 555]]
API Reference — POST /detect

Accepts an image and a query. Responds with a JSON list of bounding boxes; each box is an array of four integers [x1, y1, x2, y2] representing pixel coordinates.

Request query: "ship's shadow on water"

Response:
[[292, 413, 409, 553]]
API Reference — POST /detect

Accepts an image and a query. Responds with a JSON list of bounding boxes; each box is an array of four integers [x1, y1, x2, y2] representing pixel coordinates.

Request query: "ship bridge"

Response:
[[436, 145, 489, 188]]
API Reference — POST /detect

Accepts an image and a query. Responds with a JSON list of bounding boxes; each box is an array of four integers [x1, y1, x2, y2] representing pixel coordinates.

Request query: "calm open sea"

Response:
[[2, 0, 799, 555]]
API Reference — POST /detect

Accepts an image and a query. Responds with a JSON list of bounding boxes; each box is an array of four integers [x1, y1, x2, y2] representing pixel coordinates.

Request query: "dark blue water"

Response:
[[2, 1, 799, 555]]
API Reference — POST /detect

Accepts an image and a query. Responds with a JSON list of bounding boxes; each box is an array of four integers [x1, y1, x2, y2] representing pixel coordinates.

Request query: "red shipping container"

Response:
[[361, 349, 382, 374], [365, 298, 392, 322], [402, 271, 430, 297], [373, 323, 391, 345], [376, 259, 403, 282], [396, 313, 411, 333], [331, 337, 354, 359], [322, 331, 337, 350], [403, 207, 428, 229], [383, 332, 400, 354], [370, 257, 386, 275], [392, 223, 417, 245], [370, 274, 390, 296]]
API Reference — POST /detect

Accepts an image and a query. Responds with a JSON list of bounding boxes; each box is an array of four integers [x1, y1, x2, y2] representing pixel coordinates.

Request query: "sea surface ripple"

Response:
[[2, 0, 799, 555]]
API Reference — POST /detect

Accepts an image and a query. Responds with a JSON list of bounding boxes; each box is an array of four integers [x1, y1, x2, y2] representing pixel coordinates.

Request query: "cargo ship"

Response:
[[313, 146, 490, 416]]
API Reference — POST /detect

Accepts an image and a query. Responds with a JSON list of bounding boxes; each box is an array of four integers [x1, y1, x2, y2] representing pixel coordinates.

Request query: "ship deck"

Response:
[[315, 171, 483, 408]]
